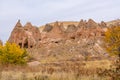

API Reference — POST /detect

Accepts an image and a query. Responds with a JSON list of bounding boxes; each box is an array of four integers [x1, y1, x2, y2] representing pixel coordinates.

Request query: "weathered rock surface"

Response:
[[8, 19, 109, 58], [40, 21, 65, 44], [27, 61, 40, 67], [8, 20, 41, 48], [106, 19, 120, 27]]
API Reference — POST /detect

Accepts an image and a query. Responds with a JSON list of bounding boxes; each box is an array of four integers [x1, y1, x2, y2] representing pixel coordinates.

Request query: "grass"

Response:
[[0, 71, 109, 80], [0, 40, 113, 80], [0, 60, 111, 80]]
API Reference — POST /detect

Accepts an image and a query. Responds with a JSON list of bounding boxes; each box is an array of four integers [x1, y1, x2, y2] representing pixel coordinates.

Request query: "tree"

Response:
[[103, 26, 120, 80], [105, 26, 120, 58], [0, 42, 28, 65]]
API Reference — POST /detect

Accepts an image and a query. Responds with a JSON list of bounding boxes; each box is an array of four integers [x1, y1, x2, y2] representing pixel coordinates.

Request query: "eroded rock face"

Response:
[[40, 21, 65, 44], [8, 19, 109, 58], [66, 24, 77, 33], [43, 24, 53, 32], [8, 20, 41, 48], [24, 22, 41, 42], [8, 20, 24, 45], [77, 19, 87, 28], [8, 19, 107, 50], [100, 21, 107, 28], [76, 19, 105, 39], [86, 19, 99, 28]]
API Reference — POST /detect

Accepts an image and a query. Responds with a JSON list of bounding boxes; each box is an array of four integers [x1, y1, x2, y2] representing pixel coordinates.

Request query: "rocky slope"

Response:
[[106, 19, 120, 27], [8, 19, 120, 60]]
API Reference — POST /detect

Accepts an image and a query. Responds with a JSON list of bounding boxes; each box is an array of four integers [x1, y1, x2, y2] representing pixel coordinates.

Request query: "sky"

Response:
[[0, 0, 120, 42]]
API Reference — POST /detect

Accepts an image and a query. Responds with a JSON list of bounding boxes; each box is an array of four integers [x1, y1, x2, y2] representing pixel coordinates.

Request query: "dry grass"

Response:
[[83, 60, 111, 69], [0, 42, 112, 80], [0, 60, 111, 80], [0, 71, 109, 80]]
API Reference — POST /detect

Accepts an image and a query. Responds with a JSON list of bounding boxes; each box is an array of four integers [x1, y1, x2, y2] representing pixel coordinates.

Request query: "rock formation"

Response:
[[8, 19, 108, 58], [66, 24, 77, 33], [8, 20, 41, 48], [40, 21, 65, 44], [43, 24, 53, 32], [8, 19, 120, 60], [86, 19, 99, 28]]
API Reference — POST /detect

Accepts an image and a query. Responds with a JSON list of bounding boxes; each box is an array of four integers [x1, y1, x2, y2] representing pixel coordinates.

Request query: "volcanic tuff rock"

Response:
[[8, 19, 109, 57], [8, 20, 41, 48], [106, 19, 120, 27]]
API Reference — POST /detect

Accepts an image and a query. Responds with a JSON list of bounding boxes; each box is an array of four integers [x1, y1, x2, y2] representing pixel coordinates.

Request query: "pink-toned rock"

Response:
[[77, 19, 87, 28], [8, 19, 106, 49], [27, 61, 40, 67], [41, 21, 65, 43], [8, 19, 110, 57], [8, 20, 41, 48]]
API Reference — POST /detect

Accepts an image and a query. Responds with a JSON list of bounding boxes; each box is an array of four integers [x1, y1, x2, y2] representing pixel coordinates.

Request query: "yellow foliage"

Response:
[[0, 42, 28, 65], [105, 26, 120, 56]]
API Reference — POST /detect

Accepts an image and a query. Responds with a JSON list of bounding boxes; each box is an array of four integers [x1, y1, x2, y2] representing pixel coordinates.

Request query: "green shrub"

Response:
[[0, 42, 28, 65]]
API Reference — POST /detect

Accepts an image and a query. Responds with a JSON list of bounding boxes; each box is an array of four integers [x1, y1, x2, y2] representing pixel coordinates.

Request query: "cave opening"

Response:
[[101, 33, 105, 36], [30, 45, 33, 48], [39, 38, 41, 41], [24, 39, 28, 48], [70, 36, 75, 39], [55, 41, 59, 43], [18, 43, 22, 48]]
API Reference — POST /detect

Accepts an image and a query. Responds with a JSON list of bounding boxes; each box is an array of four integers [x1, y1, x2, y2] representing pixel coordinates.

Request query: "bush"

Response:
[[104, 26, 120, 57], [99, 26, 120, 80], [0, 42, 28, 65]]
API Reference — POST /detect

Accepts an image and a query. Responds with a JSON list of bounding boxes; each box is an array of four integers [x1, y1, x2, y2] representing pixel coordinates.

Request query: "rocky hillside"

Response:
[[8, 19, 120, 60], [39, 21, 79, 32], [106, 19, 120, 27]]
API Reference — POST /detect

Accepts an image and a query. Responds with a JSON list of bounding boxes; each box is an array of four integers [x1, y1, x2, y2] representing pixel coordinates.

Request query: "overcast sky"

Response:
[[0, 0, 120, 42]]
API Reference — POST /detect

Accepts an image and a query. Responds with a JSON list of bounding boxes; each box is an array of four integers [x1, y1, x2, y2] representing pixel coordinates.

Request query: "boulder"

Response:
[[27, 61, 40, 67]]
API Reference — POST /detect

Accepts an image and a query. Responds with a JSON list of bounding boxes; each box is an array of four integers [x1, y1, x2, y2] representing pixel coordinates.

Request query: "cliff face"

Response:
[[8, 20, 41, 48], [8, 19, 109, 57]]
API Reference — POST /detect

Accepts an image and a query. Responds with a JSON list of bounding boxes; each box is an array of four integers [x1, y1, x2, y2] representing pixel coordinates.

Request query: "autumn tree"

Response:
[[105, 26, 120, 58], [0, 42, 28, 65], [103, 26, 120, 80]]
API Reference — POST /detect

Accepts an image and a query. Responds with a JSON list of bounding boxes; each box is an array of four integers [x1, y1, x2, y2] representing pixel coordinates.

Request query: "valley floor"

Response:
[[0, 60, 112, 80]]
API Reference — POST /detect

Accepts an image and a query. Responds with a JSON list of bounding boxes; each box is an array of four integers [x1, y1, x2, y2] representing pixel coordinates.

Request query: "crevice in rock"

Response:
[[18, 43, 22, 48], [24, 39, 28, 48]]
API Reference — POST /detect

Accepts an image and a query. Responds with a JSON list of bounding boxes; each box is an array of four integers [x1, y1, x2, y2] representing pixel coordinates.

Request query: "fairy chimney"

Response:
[[86, 19, 99, 28], [8, 20, 41, 48]]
